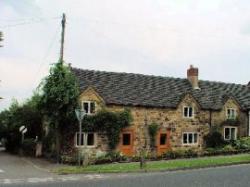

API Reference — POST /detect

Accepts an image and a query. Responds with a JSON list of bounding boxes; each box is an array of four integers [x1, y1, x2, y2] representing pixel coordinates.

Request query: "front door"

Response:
[[119, 129, 134, 156], [157, 129, 171, 155]]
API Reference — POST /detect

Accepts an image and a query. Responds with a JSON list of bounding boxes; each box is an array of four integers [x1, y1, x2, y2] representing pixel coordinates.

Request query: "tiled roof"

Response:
[[72, 68, 250, 111]]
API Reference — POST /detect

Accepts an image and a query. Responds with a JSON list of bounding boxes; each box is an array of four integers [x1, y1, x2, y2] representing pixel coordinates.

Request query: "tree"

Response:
[[39, 62, 79, 162], [0, 31, 3, 47], [0, 95, 44, 153]]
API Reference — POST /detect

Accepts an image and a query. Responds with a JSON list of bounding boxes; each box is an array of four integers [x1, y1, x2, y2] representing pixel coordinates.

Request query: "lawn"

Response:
[[56, 153, 250, 174]]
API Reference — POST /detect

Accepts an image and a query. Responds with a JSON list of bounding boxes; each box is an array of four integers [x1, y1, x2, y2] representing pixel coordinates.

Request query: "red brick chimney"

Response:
[[187, 65, 200, 90]]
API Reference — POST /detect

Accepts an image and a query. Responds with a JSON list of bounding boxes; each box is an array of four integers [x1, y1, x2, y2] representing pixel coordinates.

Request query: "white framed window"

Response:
[[224, 127, 237, 140], [226, 108, 237, 120], [75, 132, 96, 147], [182, 132, 198, 145], [183, 106, 194, 118], [82, 101, 95, 115]]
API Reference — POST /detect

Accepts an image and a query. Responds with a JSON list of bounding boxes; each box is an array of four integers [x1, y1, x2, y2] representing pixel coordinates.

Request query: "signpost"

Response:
[[19, 126, 27, 144], [75, 109, 86, 166]]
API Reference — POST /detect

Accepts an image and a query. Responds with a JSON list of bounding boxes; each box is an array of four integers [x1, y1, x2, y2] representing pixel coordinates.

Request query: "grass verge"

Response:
[[55, 153, 250, 174]]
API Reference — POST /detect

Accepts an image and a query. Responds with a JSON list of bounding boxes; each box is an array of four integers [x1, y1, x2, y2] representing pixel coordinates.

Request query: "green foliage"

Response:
[[39, 62, 79, 161], [148, 122, 159, 146], [39, 62, 79, 129], [162, 149, 198, 159], [0, 31, 3, 47], [162, 149, 185, 159], [94, 151, 128, 165], [204, 130, 225, 148], [0, 95, 43, 153], [232, 137, 250, 150], [82, 109, 132, 149]]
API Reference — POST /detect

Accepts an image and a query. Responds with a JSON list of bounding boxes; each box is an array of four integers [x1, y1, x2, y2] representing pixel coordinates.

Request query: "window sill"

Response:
[[75, 145, 96, 148], [182, 143, 198, 146]]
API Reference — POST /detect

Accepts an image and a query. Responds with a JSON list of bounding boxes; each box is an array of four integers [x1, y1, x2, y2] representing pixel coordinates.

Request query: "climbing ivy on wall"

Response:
[[148, 122, 159, 147], [81, 109, 132, 149]]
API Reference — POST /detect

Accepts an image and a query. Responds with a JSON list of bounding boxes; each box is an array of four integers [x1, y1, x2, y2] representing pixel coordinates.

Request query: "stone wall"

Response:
[[75, 88, 249, 156]]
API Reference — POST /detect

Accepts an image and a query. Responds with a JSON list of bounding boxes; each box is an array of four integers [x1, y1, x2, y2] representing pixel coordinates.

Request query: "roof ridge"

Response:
[[72, 67, 247, 86], [72, 67, 187, 81]]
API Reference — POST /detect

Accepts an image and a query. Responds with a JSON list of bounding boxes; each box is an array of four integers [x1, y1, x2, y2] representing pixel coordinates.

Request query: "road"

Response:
[[1, 148, 250, 186]]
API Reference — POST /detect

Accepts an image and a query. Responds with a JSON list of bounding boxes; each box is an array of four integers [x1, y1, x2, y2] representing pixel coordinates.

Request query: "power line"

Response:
[[31, 22, 61, 91], [0, 16, 60, 29]]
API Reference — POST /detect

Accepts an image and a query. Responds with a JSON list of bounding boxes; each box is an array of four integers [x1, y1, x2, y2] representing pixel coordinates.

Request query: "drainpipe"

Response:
[[209, 109, 212, 129], [248, 111, 250, 136]]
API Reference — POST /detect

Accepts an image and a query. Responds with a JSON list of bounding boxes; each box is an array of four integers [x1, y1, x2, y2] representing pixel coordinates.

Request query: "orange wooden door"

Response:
[[157, 129, 171, 155], [118, 129, 134, 156]]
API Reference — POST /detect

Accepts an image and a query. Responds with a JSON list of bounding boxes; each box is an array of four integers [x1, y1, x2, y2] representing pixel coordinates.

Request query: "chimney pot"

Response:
[[187, 65, 200, 90]]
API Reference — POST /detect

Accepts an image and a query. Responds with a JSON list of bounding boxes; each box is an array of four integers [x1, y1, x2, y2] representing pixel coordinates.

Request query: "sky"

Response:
[[0, 0, 250, 111]]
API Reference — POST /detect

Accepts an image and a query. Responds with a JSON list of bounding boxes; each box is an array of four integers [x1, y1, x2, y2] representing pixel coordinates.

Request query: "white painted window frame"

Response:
[[82, 101, 95, 115], [226, 108, 237, 120], [224, 126, 237, 141], [75, 132, 97, 148], [182, 132, 198, 145], [183, 106, 194, 119]]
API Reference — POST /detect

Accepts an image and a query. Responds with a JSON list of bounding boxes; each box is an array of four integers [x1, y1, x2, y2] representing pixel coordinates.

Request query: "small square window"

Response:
[[82, 101, 95, 114], [75, 132, 96, 147], [182, 132, 198, 145], [183, 107, 194, 118], [224, 127, 237, 140], [160, 134, 167, 145], [122, 133, 131, 145], [227, 108, 237, 119]]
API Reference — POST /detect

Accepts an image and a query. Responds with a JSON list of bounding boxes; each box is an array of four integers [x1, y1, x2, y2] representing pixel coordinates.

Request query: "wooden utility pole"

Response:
[[59, 13, 66, 63]]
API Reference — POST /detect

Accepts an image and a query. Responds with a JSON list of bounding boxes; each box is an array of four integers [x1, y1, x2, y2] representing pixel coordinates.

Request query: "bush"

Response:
[[94, 151, 128, 165], [184, 149, 198, 158], [222, 144, 236, 152], [5, 130, 21, 154], [233, 137, 250, 150], [163, 149, 185, 159], [148, 122, 159, 147], [204, 131, 225, 148], [22, 138, 36, 156]]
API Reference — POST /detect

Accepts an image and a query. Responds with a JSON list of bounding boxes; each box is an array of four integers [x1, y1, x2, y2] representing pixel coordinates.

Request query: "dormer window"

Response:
[[183, 106, 194, 118], [227, 108, 237, 119], [82, 101, 95, 115]]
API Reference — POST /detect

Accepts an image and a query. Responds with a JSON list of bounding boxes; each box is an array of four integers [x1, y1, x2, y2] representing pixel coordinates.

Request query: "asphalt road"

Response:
[[1, 148, 250, 187]]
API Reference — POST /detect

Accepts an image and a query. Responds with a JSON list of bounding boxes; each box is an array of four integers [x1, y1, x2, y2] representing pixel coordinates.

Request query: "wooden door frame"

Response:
[[118, 128, 134, 156], [157, 128, 171, 155]]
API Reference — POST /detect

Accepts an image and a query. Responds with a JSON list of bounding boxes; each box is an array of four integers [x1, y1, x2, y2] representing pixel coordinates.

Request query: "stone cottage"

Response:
[[71, 65, 250, 156]]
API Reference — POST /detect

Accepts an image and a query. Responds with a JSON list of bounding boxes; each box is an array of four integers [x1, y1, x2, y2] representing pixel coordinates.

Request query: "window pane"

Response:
[[83, 102, 89, 114], [160, 134, 167, 145], [184, 107, 188, 117], [193, 133, 198, 143], [90, 102, 95, 114], [225, 128, 230, 139], [189, 107, 193, 117], [183, 133, 187, 144], [231, 128, 236, 140], [123, 133, 131, 145], [227, 109, 231, 117], [87, 133, 94, 146], [188, 133, 193, 143], [76, 133, 84, 146]]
